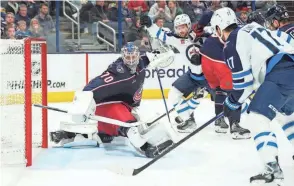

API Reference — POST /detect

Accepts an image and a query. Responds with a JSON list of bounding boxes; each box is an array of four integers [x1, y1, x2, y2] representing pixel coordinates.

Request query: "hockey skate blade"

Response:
[[231, 132, 251, 140], [251, 180, 284, 186], [215, 126, 228, 134], [107, 165, 134, 176]]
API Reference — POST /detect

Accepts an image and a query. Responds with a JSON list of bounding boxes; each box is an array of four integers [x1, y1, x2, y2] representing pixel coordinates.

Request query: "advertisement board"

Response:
[[1, 53, 190, 104]]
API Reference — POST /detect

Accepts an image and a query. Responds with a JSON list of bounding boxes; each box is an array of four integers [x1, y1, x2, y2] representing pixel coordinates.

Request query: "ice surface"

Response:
[[1, 99, 294, 186]]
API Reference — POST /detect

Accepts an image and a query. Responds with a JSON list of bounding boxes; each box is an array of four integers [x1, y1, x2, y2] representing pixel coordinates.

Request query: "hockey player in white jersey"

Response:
[[211, 7, 294, 184], [142, 14, 207, 133], [247, 10, 294, 47]]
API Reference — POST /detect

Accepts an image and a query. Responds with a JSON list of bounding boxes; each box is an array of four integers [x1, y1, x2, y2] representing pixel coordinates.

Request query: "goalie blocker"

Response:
[[50, 42, 176, 158]]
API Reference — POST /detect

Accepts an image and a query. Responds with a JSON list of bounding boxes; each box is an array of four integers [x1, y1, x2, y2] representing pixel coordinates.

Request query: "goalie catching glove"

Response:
[[146, 45, 175, 68]]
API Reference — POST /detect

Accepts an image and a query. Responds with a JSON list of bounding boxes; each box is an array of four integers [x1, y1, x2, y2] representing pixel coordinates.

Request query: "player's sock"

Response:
[[280, 113, 294, 149], [248, 113, 279, 163], [250, 156, 284, 185], [214, 88, 229, 133], [174, 96, 199, 133]]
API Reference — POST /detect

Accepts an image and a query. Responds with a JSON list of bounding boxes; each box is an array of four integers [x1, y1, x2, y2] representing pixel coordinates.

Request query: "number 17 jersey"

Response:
[[224, 22, 294, 104]]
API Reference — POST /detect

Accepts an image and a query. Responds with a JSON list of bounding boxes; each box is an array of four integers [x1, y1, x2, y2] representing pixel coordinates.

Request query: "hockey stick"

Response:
[[155, 67, 171, 123], [34, 104, 140, 127], [143, 26, 172, 123], [109, 112, 224, 176], [146, 108, 175, 127], [34, 104, 174, 128]]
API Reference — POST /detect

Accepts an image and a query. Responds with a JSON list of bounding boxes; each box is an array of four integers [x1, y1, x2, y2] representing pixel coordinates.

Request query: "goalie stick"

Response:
[[34, 104, 141, 127], [34, 104, 174, 128], [109, 112, 224, 176]]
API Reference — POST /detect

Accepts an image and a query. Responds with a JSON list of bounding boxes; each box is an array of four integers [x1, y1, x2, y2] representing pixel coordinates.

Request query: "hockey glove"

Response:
[[223, 97, 242, 123]]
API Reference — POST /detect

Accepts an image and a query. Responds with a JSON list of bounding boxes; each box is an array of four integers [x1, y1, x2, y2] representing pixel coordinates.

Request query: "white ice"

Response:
[[1, 99, 294, 186]]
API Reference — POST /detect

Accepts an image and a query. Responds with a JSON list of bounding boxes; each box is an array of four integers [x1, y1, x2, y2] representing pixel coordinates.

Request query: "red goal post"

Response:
[[0, 38, 48, 166]]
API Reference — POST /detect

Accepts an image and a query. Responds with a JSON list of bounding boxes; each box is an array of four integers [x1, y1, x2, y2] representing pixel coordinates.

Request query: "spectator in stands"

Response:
[[5, 12, 15, 26], [34, 3, 55, 36], [148, 17, 170, 38], [15, 4, 31, 27], [29, 18, 44, 38], [127, 0, 149, 16], [15, 20, 31, 39], [4, 12, 16, 35], [255, 0, 276, 12], [26, 0, 44, 18], [122, 1, 133, 22], [80, 1, 94, 23], [181, 0, 207, 23], [148, 1, 172, 22], [125, 16, 144, 42], [207, 0, 222, 11], [168, 0, 183, 20], [5, 25, 15, 39], [239, 10, 248, 23], [235, 1, 251, 12], [107, 2, 133, 22], [4, 0, 18, 15], [1, 12, 6, 37], [89, 0, 109, 23]]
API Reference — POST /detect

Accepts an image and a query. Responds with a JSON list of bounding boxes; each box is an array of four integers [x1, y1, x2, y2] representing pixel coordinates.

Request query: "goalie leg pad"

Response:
[[68, 91, 96, 123]]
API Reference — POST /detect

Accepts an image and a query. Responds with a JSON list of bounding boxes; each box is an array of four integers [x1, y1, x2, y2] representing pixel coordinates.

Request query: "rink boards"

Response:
[[1, 53, 192, 105]]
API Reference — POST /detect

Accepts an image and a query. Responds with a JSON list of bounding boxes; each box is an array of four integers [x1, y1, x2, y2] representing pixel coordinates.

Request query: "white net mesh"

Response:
[[0, 39, 46, 166]]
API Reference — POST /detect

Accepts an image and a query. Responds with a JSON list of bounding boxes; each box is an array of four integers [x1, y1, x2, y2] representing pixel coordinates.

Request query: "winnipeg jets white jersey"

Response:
[[147, 27, 204, 80], [224, 22, 294, 104], [271, 30, 294, 47]]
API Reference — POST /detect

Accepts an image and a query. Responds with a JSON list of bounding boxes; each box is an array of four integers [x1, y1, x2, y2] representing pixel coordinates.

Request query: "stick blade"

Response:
[[107, 165, 135, 176]]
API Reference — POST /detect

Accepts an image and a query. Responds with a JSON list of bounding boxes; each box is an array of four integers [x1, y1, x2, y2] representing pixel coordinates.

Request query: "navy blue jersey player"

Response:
[[211, 7, 294, 185], [50, 42, 176, 158]]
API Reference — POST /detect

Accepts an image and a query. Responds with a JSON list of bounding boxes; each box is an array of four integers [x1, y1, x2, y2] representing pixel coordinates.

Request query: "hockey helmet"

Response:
[[247, 11, 266, 26], [174, 14, 191, 36], [210, 7, 237, 37], [121, 42, 140, 73], [265, 5, 289, 28]]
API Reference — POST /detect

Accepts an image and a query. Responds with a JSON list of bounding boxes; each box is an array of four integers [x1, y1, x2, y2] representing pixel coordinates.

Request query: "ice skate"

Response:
[[250, 157, 284, 186], [230, 121, 251, 139], [215, 117, 229, 133], [175, 113, 197, 133]]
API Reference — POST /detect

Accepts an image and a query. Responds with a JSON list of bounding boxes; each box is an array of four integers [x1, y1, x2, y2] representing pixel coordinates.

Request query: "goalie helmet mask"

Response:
[[265, 5, 289, 29], [121, 42, 140, 74]]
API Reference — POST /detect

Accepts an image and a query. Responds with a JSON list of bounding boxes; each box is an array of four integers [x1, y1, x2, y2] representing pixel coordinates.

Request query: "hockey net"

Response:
[[0, 38, 48, 166]]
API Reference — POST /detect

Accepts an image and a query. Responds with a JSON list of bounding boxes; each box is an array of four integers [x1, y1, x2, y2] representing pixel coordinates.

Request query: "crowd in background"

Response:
[[1, 0, 55, 39], [0, 0, 279, 50]]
